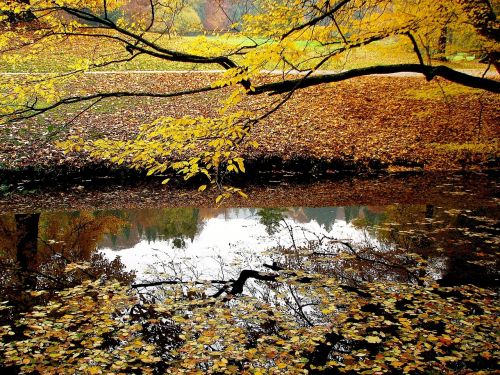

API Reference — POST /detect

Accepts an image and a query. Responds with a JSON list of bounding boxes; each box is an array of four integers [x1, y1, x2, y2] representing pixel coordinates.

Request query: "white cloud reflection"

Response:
[[99, 208, 377, 282]]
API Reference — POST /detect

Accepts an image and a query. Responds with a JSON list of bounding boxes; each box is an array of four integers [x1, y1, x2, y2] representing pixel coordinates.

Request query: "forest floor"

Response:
[[1, 72, 498, 178]]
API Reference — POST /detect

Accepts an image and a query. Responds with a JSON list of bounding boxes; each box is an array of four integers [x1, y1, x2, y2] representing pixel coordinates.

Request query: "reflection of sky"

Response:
[[100, 208, 377, 282]]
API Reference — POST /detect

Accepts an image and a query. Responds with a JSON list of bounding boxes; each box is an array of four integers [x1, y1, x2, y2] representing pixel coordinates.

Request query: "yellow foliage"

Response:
[[430, 141, 499, 155], [1, 267, 498, 374], [406, 84, 484, 100], [57, 112, 256, 196], [0, 0, 497, 197]]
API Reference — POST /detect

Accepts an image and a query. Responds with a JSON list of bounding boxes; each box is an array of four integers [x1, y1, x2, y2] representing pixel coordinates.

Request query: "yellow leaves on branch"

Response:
[[1, 0, 497, 202], [57, 112, 257, 195]]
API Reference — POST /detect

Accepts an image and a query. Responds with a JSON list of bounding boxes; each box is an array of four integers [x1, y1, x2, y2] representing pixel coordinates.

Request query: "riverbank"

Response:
[[1, 73, 499, 191], [1, 170, 498, 213]]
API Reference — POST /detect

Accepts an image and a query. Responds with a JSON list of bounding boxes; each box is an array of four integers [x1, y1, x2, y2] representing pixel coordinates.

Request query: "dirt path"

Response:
[[1, 68, 497, 77]]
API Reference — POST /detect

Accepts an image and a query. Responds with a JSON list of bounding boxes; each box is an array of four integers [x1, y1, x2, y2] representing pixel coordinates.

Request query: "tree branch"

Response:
[[281, 0, 352, 40], [132, 279, 229, 288], [253, 64, 500, 95], [212, 266, 370, 298], [58, 6, 241, 70], [406, 33, 426, 68], [3, 85, 220, 122], [5, 64, 497, 124]]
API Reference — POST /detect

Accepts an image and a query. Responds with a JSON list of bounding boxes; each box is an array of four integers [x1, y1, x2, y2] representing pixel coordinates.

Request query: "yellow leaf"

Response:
[[237, 190, 248, 199], [366, 336, 382, 344]]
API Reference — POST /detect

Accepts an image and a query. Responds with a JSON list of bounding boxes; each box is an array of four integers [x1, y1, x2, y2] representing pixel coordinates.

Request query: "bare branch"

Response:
[[281, 0, 352, 40], [3, 85, 220, 123]]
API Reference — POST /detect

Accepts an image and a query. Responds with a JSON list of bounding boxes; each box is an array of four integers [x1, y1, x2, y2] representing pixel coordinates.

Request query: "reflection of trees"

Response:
[[14, 214, 40, 272], [100, 208, 203, 249], [256, 203, 498, 288], [262, 207, 387, 232], [270, 236, 425, 288], [150, 208, 201, 244], [0, 214, 41, 291], [116, 240, 497, 374], [0, 211, 135, 373], [0, 207, 209, 304], [353, 204, 499, 287], [0, 211, 135, 315], [256, 207, 418, 286], [257, 208, 285, 235], [39, 211, 126, 260], [1, 206, 498, 374]]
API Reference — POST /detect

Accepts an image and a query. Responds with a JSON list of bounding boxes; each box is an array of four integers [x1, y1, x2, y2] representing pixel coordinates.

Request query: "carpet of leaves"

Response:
[[1, 171, 498, 213], [0, 72, 498, 173]]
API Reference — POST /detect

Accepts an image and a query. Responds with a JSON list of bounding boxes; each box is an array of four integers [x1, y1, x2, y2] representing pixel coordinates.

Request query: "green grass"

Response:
[[0, 33, 486, 73], [405, 84, 484, 100]]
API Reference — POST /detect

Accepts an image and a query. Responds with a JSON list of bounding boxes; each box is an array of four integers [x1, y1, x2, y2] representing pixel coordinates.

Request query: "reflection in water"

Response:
[[93, 205, 494, 287], [98, 208, 202, 249], [0, 200, 498, 374], [100, 207, 378, 283], [1, 204, 497, 292], [0, 211, 135, 312]]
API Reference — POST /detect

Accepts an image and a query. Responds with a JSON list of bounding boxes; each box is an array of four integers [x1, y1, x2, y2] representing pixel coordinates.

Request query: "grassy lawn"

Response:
[[0, 33, 487, 73]]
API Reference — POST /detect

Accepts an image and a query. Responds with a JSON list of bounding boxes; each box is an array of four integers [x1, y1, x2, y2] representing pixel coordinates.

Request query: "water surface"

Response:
[[2, 203, 497, 290], [1, 177, 499, 374]]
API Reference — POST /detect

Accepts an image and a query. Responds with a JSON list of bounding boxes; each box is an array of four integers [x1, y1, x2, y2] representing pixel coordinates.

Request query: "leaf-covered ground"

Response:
[[0, 72, 499, 176]]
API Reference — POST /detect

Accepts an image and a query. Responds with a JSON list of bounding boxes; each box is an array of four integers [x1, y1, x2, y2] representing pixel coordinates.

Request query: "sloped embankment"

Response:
[[1, 73, 498, 188]]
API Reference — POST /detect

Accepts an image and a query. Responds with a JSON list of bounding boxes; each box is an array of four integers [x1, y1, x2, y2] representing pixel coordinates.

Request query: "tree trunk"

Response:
[[436, 27, 448, 61], [454, 0, 500, 72], [15, 213, 40, 289]]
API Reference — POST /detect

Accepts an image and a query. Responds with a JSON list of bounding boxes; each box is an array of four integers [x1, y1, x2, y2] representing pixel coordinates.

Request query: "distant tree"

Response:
[[454, 0, 499, 70]]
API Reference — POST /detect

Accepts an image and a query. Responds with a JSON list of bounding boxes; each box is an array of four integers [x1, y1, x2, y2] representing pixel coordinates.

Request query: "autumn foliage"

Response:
[[0, 1, 498, 199], [1, 259, 498, 374]]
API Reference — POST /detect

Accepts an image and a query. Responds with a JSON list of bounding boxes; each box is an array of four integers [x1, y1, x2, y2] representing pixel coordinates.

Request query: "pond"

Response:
[[2, 204, 498, 287], [0, 174, 498, 373]]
